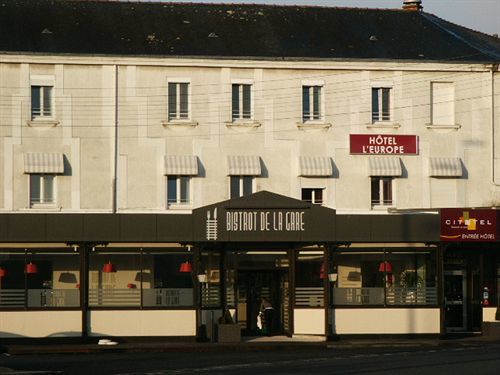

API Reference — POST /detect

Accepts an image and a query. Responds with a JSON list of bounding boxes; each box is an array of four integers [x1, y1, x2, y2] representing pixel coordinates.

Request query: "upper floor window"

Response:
[[232, 83, 252, 121], [301, 188, 324, 205], [371, 176, 393, 207], [431, 82, 454, 126], [31, 85, 53, 120], [167, 176, 191, 206], [302, 85, 323, 122], [372, 87, 391, 123], [230, 176, 253, 199], [30, 174, 56, 207], [168, 82, 190, 121]]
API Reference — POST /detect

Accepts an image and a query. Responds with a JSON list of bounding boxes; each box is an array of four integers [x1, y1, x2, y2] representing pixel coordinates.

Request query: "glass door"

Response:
[[444, 270, 466, 331]]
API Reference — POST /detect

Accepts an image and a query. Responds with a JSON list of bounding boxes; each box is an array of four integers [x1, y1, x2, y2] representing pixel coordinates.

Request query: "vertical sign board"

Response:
[[440, 209, 498, 242], [350, 134, 419, 155]]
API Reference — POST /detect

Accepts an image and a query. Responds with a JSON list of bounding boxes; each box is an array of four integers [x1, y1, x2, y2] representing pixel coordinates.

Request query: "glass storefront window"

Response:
[[0, 249, 80, 308], [332, 249, 437, 306], [295, 250, 324, 307], [89, 248, 194, 308], [89, 250, 141, 307], [142, 251, 194, 308]]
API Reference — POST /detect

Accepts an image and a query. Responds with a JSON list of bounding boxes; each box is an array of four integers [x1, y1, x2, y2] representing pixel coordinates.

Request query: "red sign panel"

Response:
[[441, 209, 498, 242], [350, 134, 419, 155]]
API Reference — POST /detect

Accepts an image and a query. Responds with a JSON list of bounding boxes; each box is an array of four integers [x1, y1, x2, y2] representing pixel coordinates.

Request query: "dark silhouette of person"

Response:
[[260, 297, 275, 336]]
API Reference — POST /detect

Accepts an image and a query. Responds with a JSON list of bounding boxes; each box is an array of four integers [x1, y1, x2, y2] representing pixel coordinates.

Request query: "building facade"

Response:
[[0, 0, 499, 340]]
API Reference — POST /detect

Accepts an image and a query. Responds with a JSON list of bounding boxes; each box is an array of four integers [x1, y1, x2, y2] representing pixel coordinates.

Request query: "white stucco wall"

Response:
[[0, 311, 81, 338], [331, 308, 441, 334], [89, 310, 196, 336], [0, 56, 498, 213], [294, 308, 325, 335]]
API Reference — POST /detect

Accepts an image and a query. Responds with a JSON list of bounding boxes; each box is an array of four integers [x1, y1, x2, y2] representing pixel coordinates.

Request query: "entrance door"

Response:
[[444, 270, 466, 331], [237, 270, 285, 335]]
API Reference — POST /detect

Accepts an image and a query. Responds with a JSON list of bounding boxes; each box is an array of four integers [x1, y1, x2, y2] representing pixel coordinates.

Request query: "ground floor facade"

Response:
[[0, 192, 498, 340]]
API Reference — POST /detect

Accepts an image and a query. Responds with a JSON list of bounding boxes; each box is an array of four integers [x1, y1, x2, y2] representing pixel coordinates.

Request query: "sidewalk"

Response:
[[2, 334, 500, 356]]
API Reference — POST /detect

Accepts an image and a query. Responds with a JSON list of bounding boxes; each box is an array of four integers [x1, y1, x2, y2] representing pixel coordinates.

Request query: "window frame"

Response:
[[371, 85, 393, 123], [31, 85, 54, 120], [371, 176, 394, 208], [302, 83, 324, 123], [29, 173, 57, 208], [231, 80, 253, 122], [166, 175, 192, 208], [229, 175, 255, 199], [301, 188, 324, 205], [167, 78, 191, 122], [301, 80, 325, 123]]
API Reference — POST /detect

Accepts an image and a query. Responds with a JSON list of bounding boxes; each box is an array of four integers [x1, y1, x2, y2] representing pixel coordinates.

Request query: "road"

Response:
[[1, 343, 500, 374]]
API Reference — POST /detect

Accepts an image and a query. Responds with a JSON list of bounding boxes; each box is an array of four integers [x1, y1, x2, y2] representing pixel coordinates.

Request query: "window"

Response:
[[295, 250, 324, 307], [232, 83, 252, 121], [0, 249, 80, 309], [302, 85, 322, 122], [431, 82, 454, 125], [301, 188, 323, 205], [31, 85, 53, 119], [89, 248, 194, 308], [167, 176, 190, 206], [372, 87, 391, 122], [30, 174, 55, 207], [331, 249, 437, 306], [371, 177, 393, 207], [168, 82, 189, 121], [230, 176, 253, 199]]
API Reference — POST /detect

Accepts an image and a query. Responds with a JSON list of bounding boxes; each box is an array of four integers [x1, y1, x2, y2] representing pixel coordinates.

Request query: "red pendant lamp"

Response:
[[179, 261, 193, 273], [25, 262, 38, 274], [378, 261, 393, 273], [102, 261, 116, 273], [319, 262, 326, 279], [0, 267, 6, 278]]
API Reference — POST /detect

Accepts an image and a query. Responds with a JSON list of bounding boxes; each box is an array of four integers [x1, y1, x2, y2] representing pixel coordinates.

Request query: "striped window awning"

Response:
[[24, 153, 64, 174], [368, 157, 402, 176], [429, 157, 462, 177], [299, 156, 333, 177], [164, 155, 199, 175], [227, 155, 261, 176]]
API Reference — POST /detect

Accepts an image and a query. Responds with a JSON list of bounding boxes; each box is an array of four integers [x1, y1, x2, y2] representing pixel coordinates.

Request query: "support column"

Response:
[[79, 244, 89, 341]]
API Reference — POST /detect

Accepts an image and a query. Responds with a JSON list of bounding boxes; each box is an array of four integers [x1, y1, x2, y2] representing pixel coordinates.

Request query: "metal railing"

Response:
[[295, 287, 324, 307], [332, 287, 438, 305], [0, 289, 80, 308]]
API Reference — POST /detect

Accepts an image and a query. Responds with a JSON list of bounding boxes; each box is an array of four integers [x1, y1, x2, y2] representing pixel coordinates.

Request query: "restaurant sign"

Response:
[[441, 209, 498, 242], [194, 191, 336, 242], [206, 208, 305, 241], [350, 134, 419, 155]]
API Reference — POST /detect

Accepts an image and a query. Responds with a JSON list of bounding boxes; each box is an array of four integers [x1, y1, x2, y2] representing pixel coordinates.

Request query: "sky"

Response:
[[147, 0, 500, 36]]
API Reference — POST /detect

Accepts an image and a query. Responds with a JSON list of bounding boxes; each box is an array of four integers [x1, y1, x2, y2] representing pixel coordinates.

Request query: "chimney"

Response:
[[403, 0, 423, 11]]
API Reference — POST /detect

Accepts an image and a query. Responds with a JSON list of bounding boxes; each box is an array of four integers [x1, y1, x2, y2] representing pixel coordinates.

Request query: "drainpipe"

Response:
[[491, 64, 499, 186], [112, 65, 119, 212]]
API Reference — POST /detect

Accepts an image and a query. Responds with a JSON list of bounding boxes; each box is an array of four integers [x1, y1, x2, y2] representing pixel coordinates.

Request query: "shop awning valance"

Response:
[[299, 156, 333, 177], [429, 157, 462, 177], [24, 153, 64, 174], [368, 157, 402, 176], [164, 155, 199, 175], [227, 155, 261, 176]]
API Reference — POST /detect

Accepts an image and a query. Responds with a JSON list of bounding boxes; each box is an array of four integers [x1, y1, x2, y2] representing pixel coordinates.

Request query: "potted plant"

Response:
[[216, 309, 241, 343]]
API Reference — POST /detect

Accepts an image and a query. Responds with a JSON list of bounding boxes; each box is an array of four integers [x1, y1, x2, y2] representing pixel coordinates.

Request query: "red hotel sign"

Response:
[[350, 134, 419, 155], [441, 209, 498, 242]]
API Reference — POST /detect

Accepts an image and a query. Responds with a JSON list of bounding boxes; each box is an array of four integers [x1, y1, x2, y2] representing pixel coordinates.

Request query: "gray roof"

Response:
[[1, 0, 499, 62]]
